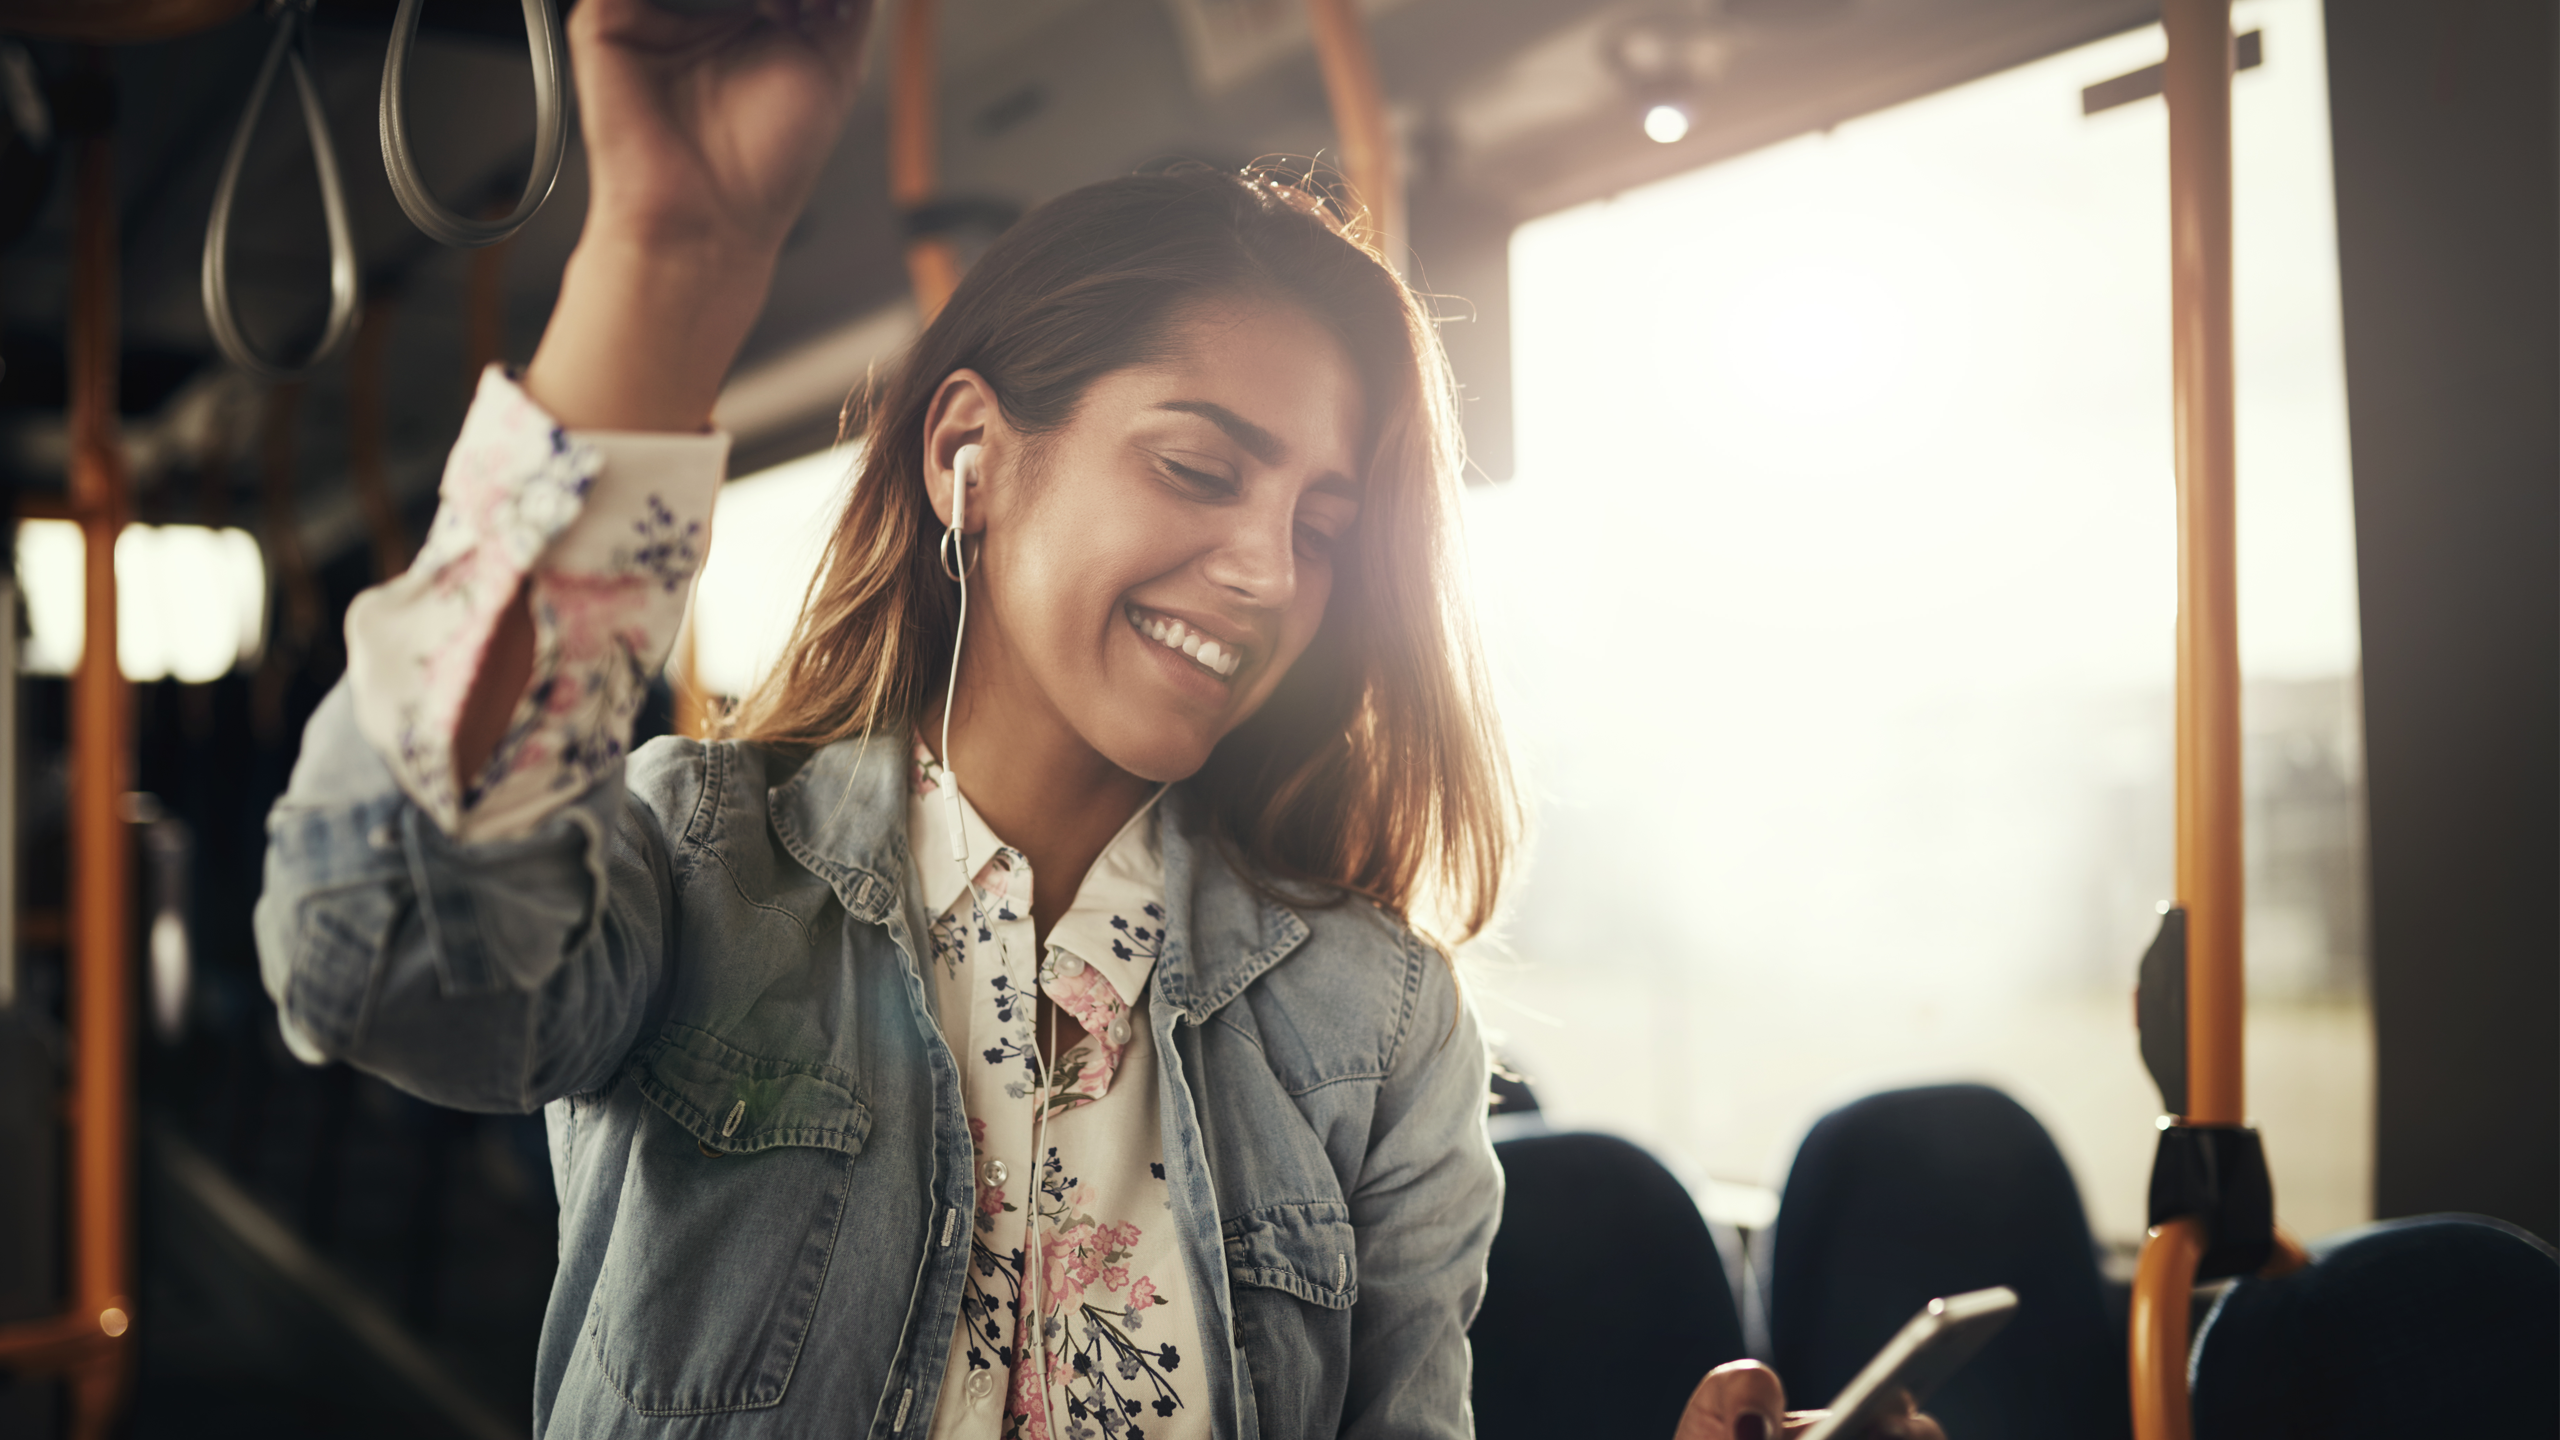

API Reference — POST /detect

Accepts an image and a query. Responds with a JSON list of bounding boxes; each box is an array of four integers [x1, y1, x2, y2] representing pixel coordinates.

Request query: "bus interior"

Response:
[[0, 0, 2550, 1435]]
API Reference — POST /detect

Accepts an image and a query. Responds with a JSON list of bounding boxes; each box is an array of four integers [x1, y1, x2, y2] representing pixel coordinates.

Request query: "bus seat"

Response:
[[1771, 1084, 2130, 1440], [1472, 1130, 1746, 1440], [2191, 1213, 2558, 1439]]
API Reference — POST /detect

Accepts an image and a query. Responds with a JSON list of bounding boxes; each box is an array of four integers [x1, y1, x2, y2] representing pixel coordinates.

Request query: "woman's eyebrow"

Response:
[[1155, 400, 1284, 465]]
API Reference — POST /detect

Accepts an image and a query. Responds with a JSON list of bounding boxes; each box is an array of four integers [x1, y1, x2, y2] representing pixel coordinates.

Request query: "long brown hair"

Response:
[[728, 165, 1516, 943]]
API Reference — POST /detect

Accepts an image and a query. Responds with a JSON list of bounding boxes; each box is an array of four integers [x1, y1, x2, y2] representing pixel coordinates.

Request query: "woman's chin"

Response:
[[1088, 718, 1221, 788]]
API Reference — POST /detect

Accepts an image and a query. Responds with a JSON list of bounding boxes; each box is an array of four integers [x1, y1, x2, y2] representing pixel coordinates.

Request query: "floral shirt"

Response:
[[913, 746, 1201, 1440], [346, 368, 727, 842]]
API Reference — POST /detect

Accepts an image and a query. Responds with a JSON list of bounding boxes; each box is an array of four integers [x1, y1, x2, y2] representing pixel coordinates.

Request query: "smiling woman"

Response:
[[732, 168, 1512, 942], [252, 0, 1520, 1429]]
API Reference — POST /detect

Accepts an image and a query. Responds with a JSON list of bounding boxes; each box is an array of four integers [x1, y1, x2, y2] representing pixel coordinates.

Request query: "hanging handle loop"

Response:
[[378, 0, 567, 247], [202, 0, 361, 381]]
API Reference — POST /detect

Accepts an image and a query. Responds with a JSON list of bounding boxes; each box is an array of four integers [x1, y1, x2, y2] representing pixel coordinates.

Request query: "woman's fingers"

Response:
[[1674, 1360, 1791, 1440], [1869, 1387, 1947, 1440]]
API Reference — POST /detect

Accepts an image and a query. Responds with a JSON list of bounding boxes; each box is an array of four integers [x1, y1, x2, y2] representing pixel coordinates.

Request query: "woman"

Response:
[[254, 0, 1929, 1435]]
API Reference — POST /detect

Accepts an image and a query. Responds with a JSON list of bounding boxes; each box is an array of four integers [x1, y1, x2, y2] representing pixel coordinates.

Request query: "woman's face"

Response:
[[926, 298, 1367, 784]]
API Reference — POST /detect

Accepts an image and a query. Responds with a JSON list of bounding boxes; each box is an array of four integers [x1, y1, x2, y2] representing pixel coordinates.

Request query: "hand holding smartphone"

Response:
[[1795, 1287, 2019, 1440]]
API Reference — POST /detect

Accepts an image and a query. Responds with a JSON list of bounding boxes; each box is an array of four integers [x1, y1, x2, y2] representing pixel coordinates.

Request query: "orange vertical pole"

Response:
[[1306, 0, 1401, 264], [2166, 0, 2244, 1133], [889, 0, 958, 321], [2132, 5, 2240, 1439], [65, 72, 137, 1438]]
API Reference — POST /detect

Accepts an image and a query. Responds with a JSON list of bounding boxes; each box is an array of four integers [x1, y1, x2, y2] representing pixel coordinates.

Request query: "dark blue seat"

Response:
[[1471, 1131, 1747, 1440], [2193, 1214, 2560, 1439], [1770, 1084, 2130, 1440]]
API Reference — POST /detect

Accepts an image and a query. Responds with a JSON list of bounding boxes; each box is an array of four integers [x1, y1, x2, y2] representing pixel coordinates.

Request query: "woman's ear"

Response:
[[922, 369, 1003, 532]]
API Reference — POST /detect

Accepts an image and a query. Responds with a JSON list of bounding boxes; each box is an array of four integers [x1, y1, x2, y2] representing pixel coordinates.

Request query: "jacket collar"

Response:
[[767, 736, 1308, 1021]]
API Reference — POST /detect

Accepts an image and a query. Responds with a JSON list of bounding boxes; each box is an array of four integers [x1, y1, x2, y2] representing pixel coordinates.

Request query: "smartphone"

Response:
[[1795, 1286, 2020, 1440]]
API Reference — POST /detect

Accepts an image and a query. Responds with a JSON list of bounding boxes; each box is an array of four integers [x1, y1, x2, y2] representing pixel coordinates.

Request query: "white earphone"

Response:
[[935, 442, 1059, 1438], [937, 443, 982, 865]]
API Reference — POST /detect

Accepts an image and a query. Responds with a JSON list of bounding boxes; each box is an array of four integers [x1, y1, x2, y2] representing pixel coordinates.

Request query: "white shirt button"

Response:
[[1106, 1017, 1132, 1046], [965, 1369, 994, 1403], [1056, 953, 1087, 978], [981, 1157, 1008, 1189]]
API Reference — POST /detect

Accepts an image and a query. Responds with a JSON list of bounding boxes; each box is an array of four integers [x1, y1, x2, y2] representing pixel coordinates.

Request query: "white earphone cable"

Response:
[[938, 444, 978, 868], [938, 443, 1061, 1437]]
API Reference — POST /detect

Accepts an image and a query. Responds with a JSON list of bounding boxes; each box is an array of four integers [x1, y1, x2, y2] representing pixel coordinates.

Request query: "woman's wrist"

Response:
[[522, 231, 779, 434]]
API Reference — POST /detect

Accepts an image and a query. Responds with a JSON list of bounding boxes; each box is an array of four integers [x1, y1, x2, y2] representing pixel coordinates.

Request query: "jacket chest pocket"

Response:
[[1225, 1201, 1359, 1437], [1224, 1201, 1358, 1308], [588, 1024, 872, 1416]]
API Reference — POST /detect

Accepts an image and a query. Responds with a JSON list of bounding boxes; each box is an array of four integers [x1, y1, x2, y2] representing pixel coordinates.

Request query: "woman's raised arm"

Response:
[[455, 0, 875, 779], [258, 0, 872, 1108]]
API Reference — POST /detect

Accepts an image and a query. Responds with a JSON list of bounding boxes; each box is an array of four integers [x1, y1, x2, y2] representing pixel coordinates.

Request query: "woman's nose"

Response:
[[1201, 500, 1299, 608]]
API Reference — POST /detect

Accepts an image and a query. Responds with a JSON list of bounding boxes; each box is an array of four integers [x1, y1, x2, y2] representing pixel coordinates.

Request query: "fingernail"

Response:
[[1735, 1414, 1769, 1440]]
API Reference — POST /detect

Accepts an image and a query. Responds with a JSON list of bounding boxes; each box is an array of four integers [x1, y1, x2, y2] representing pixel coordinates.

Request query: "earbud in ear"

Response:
[[951, 443, 984, 533]]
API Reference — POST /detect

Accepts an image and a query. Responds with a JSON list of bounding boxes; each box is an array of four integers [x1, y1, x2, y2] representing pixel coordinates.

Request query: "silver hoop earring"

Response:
[[938, 526, 974, 583]]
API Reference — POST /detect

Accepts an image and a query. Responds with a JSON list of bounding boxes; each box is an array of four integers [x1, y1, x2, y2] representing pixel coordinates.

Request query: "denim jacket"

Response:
[[256, 682, 1501, 1439]]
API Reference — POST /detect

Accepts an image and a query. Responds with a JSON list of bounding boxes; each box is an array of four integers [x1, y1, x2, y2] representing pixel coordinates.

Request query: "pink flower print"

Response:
[[1004, 1356, 1054, 1440], [969, 1116, 988, 1145], [1040, 1219, 1104, 1305], [1044, 967, 1126, 1099], [541, 671, 584, 715], [538, 569, 651, 666], [1129, 1276, 1158, 1312], [1099, 1264, 1129, 1293]]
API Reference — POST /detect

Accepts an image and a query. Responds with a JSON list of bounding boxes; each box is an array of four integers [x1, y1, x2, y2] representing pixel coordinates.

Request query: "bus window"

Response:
[[1468, 0, 2367, 1248]]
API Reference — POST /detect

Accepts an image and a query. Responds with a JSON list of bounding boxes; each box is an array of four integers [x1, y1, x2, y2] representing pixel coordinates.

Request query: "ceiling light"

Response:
[[1644, 103, 1691, 144]]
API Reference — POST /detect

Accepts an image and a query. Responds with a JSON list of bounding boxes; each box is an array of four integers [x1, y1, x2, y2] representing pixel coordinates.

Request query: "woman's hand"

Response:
[[524, 0, 874, 432], [572, 0, 873, 257], [1673, 1361, 1946, 1440]]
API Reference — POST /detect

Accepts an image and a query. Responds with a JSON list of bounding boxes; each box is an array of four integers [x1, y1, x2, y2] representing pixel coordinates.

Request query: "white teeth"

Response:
[[1129, 607, 1241, 679]]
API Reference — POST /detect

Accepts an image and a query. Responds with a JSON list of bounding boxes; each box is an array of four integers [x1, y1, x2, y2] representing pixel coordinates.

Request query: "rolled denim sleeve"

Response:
[[1342, 947, 1504, 1440], [255, 369, 723, 1109], [256, 682, 689, 1110]]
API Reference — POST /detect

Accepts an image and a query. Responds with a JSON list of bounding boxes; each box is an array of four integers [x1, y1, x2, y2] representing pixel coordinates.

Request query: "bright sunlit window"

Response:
[[683, 446, 858, 699], [1469, 0, 2368, 1244], [14, 520, 268, 682]]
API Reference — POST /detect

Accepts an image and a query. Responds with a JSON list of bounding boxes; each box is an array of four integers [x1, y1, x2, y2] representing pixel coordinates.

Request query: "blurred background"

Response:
[[0, 0, 2549, 1434]]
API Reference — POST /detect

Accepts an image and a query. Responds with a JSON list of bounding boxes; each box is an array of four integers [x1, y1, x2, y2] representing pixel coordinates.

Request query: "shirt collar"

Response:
[[905, 740, 1169, 1010]]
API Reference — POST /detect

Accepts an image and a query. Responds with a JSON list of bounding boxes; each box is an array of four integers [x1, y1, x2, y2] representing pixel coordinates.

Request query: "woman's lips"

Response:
[[1125, 604, 1243, 680]]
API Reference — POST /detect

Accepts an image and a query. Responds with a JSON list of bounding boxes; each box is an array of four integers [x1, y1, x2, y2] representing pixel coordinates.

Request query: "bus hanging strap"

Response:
[[378, 0, 568, 246], [2136, 904, 2276, 1282], [202, 0, 359, 380]]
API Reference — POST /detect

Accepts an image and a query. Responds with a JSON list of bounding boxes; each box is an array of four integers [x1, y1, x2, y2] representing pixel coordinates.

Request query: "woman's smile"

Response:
[[1125, 603, 1246, 680]]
